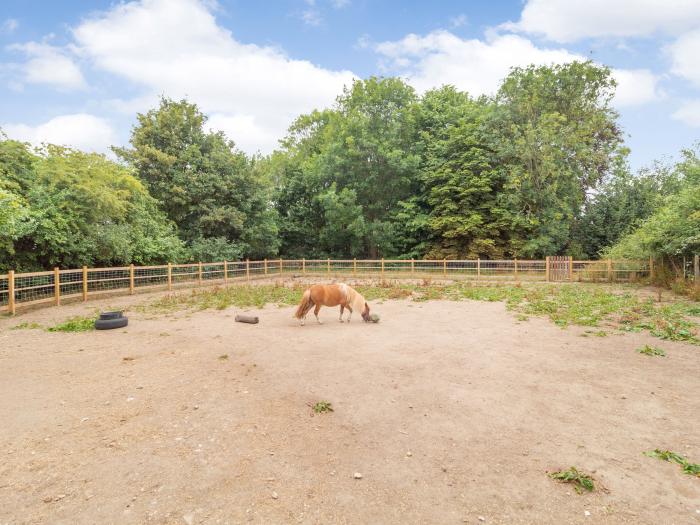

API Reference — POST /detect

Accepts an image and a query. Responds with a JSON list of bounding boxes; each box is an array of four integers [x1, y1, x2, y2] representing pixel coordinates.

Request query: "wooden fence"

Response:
[[0, 257, 654, 315]]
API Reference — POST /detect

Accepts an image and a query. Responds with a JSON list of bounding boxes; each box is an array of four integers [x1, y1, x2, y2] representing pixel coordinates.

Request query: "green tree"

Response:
[[572, 157, 680, 258], [494, 61, 624, 256], [275, 77, 421, 258], [607, 147, 700, 259], [0, 140, 185, 271], [115, 98, 279, 260], [417, 87, 519, 258]]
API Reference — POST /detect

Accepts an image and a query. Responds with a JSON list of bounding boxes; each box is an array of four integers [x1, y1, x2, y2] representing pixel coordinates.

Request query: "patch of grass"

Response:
[[645, 449, 700, 477], [218, 354, 229, 360], [10, 321, 42, 330], [311, 401, 333, 414], [636, 345, 666, 357], [47, 316, 95, 332], [549, 466, 595, 493], [143, 284, 304, 313]]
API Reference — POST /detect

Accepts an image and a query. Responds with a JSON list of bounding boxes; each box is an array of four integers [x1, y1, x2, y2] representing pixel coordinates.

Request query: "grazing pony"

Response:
[[294, 284, 370, 325]]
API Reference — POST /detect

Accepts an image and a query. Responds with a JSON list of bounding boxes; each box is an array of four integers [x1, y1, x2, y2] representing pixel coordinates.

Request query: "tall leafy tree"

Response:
[[275, 77, 421, 258], [494, 61, 624, 256], [115, 98, 279, 261], [418, 87, 518, 258]]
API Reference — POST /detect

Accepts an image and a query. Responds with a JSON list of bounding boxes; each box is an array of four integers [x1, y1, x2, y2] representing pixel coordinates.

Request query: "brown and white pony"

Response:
[[294, 284, 370, 325]]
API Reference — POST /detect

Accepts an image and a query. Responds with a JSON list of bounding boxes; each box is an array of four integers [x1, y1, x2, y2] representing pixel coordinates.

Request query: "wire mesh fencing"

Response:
[[2, 257, 652, 314]]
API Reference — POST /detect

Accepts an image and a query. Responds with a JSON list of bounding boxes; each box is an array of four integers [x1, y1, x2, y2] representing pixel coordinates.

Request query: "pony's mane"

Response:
[[347, 285, 366, 312]]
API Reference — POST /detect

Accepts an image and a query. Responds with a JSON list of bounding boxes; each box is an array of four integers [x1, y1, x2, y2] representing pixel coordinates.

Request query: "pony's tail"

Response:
[[294, 289, 313, 319]]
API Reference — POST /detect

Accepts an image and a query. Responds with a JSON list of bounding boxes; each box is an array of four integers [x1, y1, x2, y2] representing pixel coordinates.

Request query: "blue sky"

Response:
[[2, 0, 700, 171]]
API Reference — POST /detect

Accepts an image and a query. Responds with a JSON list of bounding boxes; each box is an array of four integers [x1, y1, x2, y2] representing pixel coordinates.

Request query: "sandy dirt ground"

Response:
[[1, 286, 699, 525]]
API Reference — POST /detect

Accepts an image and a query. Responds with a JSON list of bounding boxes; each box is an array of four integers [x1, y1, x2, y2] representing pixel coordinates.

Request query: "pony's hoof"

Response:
[[339, 319, 344, 323]]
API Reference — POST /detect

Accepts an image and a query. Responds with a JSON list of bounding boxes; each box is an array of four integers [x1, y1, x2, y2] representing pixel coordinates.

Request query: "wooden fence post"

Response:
[[54, 267, 60, 306], [264, 258, 268, 275], [545, 257, 550, 282], [695, 255, 699, 283], [8, 270, 15, 315], [569, 256, 573, 281], [607, 259, 613, 282], [411, 258, 415, 277], [198, 262, 203, 285], [477, 258, 481, 280], [381, 258, 385, 279], [279, 258, 283, 276], [514, 258, 518, 281], [129, 264, 135, 294], [327, 258, 331, 275], [353, 258, 357, 276], [443, 258, 447, 277], [302, 258, 306, 275], [246, 259, 250, 281], [168, 263, 173, 291], [223, 261, 228, 284], [82, 266, 88, 301]]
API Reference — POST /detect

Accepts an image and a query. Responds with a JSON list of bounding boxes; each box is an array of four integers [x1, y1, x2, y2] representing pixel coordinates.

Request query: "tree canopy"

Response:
[[2, 60, 695, 272]]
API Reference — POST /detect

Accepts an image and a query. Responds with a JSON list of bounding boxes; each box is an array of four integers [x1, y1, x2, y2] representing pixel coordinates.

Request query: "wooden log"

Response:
[[129, 264, 135, 294], [235, 314, 259, 324]]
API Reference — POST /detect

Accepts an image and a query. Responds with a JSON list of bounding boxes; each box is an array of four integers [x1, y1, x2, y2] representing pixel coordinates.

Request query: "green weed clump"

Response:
[[549, 466, 596, 493], [636, 345, 666, 357], [48, 316, 95, 332], [645, 449, 700, 477], [311, 401, 334, 414]]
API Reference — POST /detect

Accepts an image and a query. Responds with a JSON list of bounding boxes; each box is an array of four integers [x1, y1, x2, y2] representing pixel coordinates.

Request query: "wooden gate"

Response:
[[548, 256, 572, 282]]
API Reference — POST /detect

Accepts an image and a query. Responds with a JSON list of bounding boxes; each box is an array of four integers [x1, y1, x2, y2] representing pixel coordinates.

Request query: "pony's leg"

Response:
[[314, 304, 322, 324], [339, 305, 345, 322], [346, 306, 353, 323]]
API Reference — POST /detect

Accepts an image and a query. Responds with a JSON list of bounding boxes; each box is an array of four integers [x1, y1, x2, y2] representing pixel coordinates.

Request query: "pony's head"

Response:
[[361, 302, 371, 322]]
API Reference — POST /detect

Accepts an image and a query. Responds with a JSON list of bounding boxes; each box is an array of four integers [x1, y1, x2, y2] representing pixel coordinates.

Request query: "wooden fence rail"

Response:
[[0, 257, 652, 315]]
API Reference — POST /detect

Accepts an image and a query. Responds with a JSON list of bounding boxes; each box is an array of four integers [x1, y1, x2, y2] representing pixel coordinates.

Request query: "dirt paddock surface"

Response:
[[1, 286, 699, 524]]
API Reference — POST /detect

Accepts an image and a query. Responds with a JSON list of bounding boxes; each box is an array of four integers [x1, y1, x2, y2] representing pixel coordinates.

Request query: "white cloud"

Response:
[[206, 113, 278, 153], [8, 42, 86, 90], [612, 69, 664, 107], [672, 100, 700, 126], [1, 18, 19, 34], [2, 114, 117, 153], [374, 30, 661, 107], [668, 28, 700, 87], [70, 0, 355, 154], [504, 0, 700, 42]]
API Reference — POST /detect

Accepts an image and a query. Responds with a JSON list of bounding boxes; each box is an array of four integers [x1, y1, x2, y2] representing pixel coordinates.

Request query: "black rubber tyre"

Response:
[[99, 311, 123, 321], [94, 317, 128, 330]]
